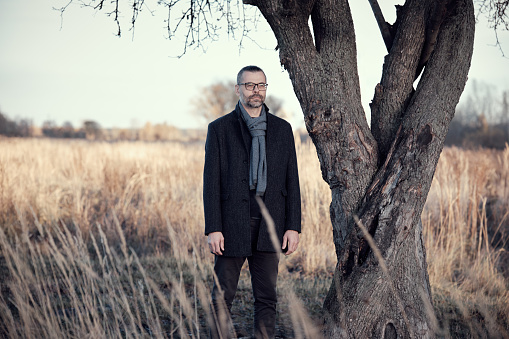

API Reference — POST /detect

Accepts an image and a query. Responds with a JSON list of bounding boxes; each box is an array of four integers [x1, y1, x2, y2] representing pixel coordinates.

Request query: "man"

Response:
[[203, 65, 301, 339]]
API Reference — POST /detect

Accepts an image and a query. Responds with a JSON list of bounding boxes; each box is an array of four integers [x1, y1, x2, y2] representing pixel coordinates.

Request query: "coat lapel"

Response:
[[236, 104, 251, 156], [265, 113, 278, 183]]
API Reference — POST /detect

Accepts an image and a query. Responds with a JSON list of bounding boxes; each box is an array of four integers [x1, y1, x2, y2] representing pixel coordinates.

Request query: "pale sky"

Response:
[[0, 0, 508, 130]]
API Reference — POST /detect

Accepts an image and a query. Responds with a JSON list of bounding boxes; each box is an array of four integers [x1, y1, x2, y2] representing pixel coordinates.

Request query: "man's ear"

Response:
[[235, 84, 240, 97]]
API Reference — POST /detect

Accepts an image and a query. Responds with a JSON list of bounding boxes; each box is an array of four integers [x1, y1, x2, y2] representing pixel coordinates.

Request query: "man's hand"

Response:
[[282, 230, 299, 256], [208, 232, 224, 255]]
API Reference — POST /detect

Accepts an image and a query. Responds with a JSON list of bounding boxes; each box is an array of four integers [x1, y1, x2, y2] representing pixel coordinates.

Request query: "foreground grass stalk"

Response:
[[0, 138, 507, 337]]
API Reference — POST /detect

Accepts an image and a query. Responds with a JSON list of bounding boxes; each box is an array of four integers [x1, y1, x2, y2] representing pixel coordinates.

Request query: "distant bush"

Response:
[[446, 83, 509, 149], [0, 111, 33, 137], [34, 119, 192, 142], [446, 114, 509, 149]]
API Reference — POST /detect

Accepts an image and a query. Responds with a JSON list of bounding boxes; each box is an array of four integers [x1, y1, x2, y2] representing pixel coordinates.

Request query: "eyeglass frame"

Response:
[[238, 82, 269, 91]]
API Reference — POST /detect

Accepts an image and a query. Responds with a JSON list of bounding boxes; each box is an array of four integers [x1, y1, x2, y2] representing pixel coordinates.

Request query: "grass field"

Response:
[[0, 137, 508, 338]]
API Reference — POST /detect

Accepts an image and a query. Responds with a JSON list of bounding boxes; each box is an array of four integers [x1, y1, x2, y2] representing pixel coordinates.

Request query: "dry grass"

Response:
[[423, 146, 509, 337], [0, 137, 508, 337]]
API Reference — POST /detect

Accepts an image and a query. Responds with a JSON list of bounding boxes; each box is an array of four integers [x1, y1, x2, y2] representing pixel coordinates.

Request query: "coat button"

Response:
[[243, 160, 248, 164], [242, 179, 247, 183], [242, 199, 248, 202]]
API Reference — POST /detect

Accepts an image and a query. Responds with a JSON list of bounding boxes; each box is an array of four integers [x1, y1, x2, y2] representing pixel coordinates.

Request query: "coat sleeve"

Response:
[[203, 123, 223, 235], [285, 127, 302, 233]]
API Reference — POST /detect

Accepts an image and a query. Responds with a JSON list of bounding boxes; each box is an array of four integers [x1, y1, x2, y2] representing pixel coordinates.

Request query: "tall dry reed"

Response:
[[0, 137, 508, 337], [423, 146, 509, 336], [0, 137, 334, 269], [0, 137, 333, 338]]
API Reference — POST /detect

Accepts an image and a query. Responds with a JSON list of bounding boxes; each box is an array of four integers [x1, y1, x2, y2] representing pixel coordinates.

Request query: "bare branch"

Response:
[[158, 0, 256, 57], [55, 0, 256, 57], [93, 0, 105, 10], [367, 0, 394, 52], [478, 0, 509, 29], [416, 0, 449, 79], [53, 0, 74, 30], [130, 0, 145, 37], [113, 0, 121, 36], [477, 0, 509, 56], [242, 0, 257, 5]]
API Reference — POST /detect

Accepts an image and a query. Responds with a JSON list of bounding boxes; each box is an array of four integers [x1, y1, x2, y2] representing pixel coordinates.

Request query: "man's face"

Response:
[[235, 71, 267, 109]]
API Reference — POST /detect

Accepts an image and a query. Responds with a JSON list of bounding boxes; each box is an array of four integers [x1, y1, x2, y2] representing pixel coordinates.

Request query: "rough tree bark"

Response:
[[66, 0, 476, 335], [247, 0, 474, 337]]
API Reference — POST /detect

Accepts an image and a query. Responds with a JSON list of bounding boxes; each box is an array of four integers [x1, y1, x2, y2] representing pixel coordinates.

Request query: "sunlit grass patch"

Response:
[[0, 137, 508, 337]]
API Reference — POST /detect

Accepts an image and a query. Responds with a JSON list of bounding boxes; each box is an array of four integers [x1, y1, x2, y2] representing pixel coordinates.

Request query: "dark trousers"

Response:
[[210, 218, 280, 339]]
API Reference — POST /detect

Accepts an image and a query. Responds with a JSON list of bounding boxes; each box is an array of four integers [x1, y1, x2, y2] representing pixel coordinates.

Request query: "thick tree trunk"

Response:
[[251, 0, 474, 337]]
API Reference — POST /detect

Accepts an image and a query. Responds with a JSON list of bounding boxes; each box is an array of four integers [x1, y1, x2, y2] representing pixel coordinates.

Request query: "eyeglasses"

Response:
[[238, 82, 268, 91]]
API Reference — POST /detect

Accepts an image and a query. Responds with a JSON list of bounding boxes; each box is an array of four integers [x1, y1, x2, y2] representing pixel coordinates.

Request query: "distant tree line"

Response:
[[3, 80, 508, 148], [39, 120, 189, 142], [0, 110, 33, 137], [446, 81, 509, 149], [40, 120, 105, 140], [0, 111, 191, 142], [1, 80, 288, 142]]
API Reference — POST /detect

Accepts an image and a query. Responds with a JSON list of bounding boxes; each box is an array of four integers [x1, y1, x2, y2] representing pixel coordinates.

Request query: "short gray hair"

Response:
[[236, 65, 266, 84]]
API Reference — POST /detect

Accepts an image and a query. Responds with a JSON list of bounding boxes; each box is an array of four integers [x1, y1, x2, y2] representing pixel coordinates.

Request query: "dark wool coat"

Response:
[[203, 102, 301, 257]]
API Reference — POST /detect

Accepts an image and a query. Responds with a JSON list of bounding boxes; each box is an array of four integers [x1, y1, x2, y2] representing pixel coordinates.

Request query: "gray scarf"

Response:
[[239, 102, 267, 196]]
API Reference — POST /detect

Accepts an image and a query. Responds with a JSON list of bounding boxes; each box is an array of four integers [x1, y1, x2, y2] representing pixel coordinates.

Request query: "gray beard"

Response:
[[246, 97, 264, 108], [247, 101, 263, 108]]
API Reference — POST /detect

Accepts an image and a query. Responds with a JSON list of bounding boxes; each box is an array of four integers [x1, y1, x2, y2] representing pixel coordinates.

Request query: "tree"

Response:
[[503, 91, 509, 140], [61, 121, 75, 138], [191, 81, 240, 124], [460, 80, 497, 123], [82, 120, 102, 140], [0, 109, 33, 137], [192, 80, 289, 124], [446, 84, 509, 148], [61, 0, 507, 337], [0, 111, 21, 137], [15, 119, 33, 137], [42, 120, 57, 138], [0, 112, 16, 137]]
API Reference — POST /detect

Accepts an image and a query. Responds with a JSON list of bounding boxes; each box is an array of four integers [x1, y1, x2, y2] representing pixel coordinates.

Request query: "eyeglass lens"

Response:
[[245, 83, 267, 91]]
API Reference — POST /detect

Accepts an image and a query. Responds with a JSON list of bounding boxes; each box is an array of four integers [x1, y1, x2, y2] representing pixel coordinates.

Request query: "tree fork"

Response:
[[226, 0, 472, 337], [323, 0, 474, 336], [57, 0, 500, 336]]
